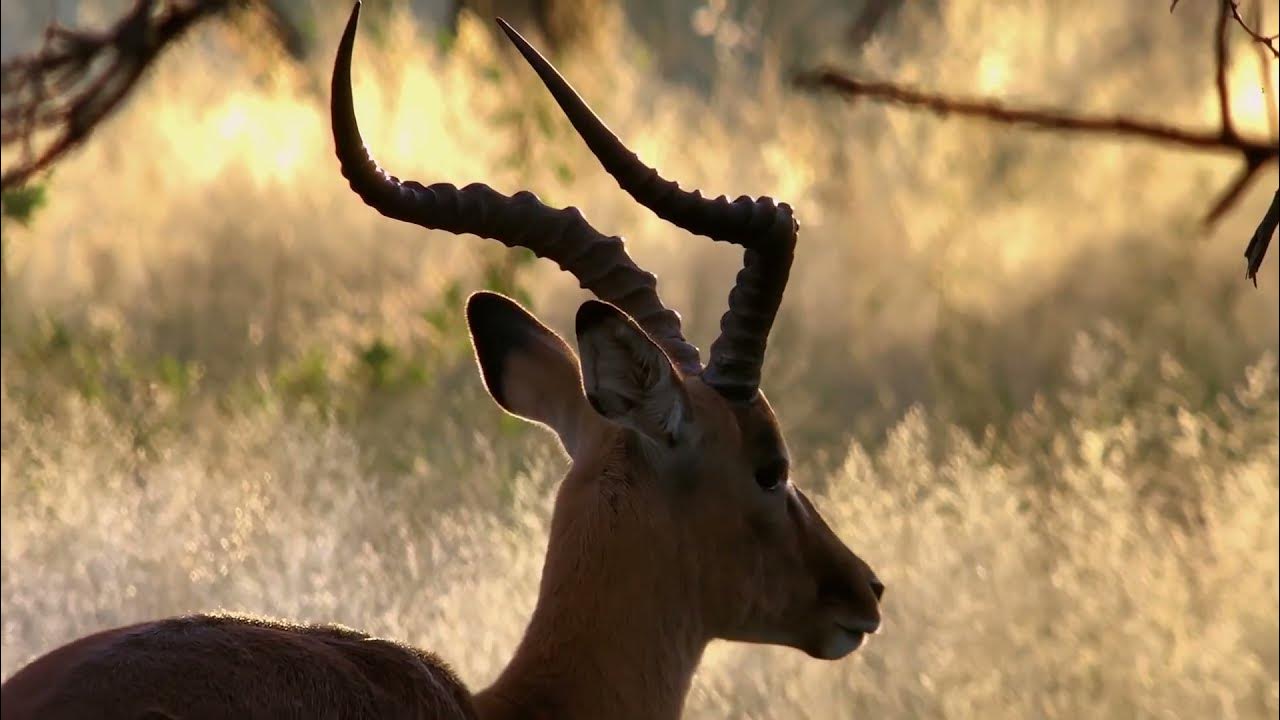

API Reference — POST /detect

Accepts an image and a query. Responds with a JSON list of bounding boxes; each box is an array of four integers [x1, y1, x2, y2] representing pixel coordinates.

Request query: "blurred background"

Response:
[[1, 0, 1277, 717]]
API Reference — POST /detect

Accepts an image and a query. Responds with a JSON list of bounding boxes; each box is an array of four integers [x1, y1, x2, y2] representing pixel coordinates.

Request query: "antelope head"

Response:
[[331, 1, 882, 697]]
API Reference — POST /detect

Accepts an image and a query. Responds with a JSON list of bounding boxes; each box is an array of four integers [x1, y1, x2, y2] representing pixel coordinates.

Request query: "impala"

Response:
[[1, 4, 883, 718]]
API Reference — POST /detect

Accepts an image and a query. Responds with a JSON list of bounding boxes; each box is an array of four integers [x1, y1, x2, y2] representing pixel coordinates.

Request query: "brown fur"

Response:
[[1, 614, 475, 720], [464, 299, 882, 719]]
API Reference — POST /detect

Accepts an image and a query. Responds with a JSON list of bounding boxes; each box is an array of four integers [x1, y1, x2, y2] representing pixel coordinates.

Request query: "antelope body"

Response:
[[0, 4, 883, 719]]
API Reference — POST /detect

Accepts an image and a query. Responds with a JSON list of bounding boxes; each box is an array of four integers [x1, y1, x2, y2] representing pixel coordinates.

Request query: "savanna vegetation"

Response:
[[2, 0, 1277, 717]]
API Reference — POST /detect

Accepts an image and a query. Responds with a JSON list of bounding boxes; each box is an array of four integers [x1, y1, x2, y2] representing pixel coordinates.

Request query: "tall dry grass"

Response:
[[2, 1, 1278, 717]]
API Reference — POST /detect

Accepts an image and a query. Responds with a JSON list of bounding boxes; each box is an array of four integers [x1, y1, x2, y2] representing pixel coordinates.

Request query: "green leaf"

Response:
[[1, 183, 48, 226]]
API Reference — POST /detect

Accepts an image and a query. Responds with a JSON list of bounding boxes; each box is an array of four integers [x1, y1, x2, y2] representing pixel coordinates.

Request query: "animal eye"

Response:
[[754, 460, 788, 491]]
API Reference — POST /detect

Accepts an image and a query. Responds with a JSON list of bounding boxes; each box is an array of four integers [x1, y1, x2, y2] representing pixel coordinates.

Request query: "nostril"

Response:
[[869, 577, 885, 601]]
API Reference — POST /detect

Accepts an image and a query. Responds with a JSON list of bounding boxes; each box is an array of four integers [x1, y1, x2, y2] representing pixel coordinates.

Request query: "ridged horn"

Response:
[[497, 19, 798, 401], [332, 2, 701, 373]]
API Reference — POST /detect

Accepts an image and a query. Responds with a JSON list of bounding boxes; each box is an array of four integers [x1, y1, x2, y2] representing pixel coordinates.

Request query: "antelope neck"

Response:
[[473, 440, 709, 720]]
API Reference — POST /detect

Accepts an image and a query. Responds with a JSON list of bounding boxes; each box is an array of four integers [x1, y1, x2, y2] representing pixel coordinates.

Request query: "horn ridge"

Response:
[[332, 2, 701, 373], [495, 15, 800, 400]]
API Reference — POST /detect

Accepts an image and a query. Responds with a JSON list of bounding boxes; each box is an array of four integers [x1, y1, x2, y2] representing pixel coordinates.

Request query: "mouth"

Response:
[[809, 622, 872, 659], [835, 624, 867, 651]]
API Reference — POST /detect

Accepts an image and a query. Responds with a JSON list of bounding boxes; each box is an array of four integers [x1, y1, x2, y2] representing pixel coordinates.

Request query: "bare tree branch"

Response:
[[1245, 190, 1278, 284], [0, 0, 304, 192], [1215, 0, 1237, 139], [799, 0, 1280, 283], [794, 70, 1277, 161], [1227, 0, 1280, 58], [1175, 0, 1279, 56], [1205, 155, 1269, 224]]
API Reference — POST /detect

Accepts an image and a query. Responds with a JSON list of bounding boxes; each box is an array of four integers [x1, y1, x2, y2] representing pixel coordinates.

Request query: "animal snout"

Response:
[[840, 616, 880, 635], [823, 572, 883, 636], [869, 576, 885, 602], [818, 555, 884, 622]]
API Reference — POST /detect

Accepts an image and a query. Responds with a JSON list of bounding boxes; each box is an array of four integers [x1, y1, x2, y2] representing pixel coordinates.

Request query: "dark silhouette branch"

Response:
[[0, 0, 304, 191], [794, 69, 1276, 160], [799, 0, 1279, 283], [1227, 0, 1280, 58], [1214, 1, 1237, 139], [1245, 190, 1279, 284], [1172, 0, 1278, 57]]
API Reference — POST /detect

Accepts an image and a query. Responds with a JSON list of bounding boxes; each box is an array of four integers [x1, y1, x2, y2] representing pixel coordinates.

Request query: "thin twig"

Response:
[[0, 0, 305, 191], [799, 0, 1280, 283], [1205, 156, 1269, 224], [1250, 0, 1279, 138], [1228, 0, 1280, 58], [1215, 1, 1237, 139], [794, 69, 1276, 161], [1171, 0, 1280, 57]]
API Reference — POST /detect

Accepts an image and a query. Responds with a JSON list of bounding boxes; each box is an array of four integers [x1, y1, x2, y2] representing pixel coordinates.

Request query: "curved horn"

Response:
[[332, 2, 701, 373], [497, 19, 797, 402]]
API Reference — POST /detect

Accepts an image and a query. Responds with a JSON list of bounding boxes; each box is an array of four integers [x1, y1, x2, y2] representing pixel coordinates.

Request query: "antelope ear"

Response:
[[575, 300, 689, 446], [467, 292, 590, 456]]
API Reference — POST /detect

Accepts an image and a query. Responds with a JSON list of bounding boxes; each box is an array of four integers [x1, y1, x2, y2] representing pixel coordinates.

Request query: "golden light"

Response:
[[977, 51, 1011, 94], [1226, 54, 1279, 135]]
